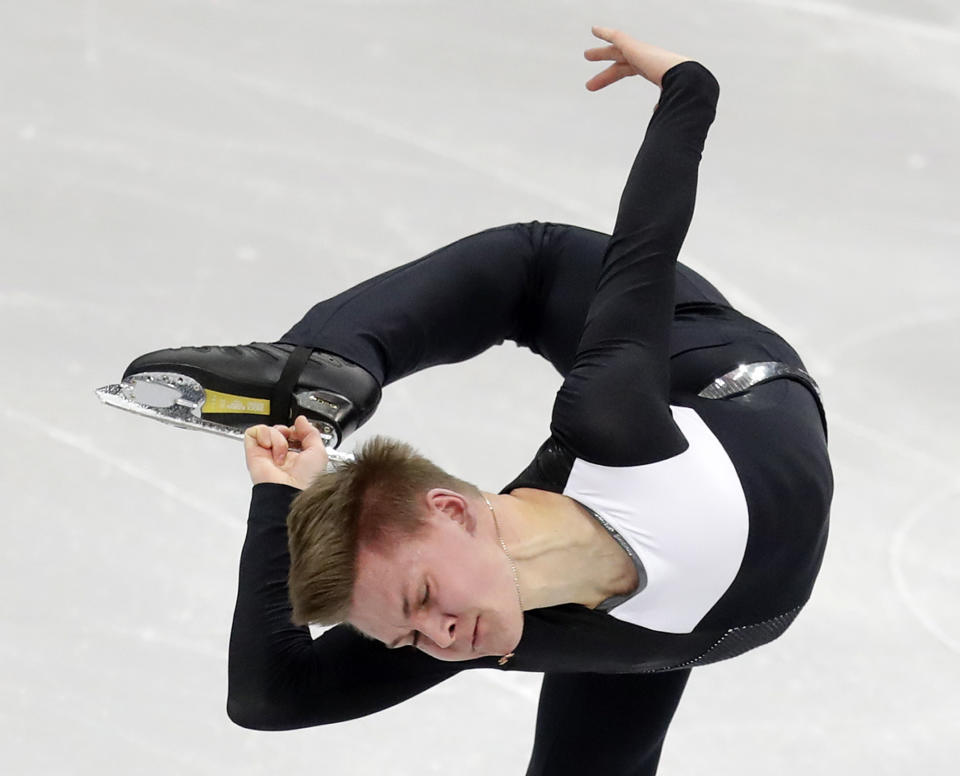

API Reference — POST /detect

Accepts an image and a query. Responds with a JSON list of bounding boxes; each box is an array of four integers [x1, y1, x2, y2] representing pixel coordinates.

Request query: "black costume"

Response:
[[226, 62, 833, 775]]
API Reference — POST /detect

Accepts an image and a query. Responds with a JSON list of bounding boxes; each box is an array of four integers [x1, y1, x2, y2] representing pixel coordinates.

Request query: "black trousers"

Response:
[[527, 670, 691, 775]]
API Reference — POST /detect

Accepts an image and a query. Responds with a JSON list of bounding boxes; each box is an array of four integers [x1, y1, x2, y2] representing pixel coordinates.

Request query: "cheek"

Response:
[[427, 533, 521, 649], [461, 548, 524, 644], [449, 542, 508, 606]]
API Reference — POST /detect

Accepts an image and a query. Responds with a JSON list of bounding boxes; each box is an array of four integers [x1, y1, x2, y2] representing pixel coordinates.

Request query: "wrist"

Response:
[[249, 471, 302, 489]]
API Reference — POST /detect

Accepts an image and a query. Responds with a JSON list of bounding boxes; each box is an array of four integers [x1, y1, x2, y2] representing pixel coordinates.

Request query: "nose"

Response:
[[420, 611, 458, 649]]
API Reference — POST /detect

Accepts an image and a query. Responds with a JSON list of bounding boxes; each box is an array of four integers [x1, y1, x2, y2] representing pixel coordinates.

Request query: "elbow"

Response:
[[227, 673, 333, 731], [226, 688, 280, 731], [227, 653, 274, 729], [227, 667, 300, 731]]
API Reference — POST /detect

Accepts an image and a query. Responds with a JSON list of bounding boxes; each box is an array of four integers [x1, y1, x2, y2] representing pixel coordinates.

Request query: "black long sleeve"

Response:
[[550, 62, 719, 466]]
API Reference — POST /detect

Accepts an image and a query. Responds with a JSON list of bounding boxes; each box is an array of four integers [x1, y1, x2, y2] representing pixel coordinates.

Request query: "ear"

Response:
[[425, 488, 477, 533]]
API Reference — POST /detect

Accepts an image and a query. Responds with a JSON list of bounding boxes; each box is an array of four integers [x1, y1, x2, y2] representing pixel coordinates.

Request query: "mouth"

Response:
[[471, 615, 479, 653]]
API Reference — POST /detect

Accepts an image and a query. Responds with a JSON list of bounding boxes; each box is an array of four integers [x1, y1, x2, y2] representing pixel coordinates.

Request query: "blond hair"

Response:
[[286, 435, 481, 626]]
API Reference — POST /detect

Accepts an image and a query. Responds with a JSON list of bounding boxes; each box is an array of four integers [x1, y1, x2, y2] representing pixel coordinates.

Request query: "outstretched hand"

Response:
[[584, 26, 692, 91], [244, 415, 330, 489]]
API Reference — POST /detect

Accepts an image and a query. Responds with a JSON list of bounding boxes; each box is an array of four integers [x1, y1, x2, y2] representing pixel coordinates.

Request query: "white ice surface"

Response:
[[1, 1, 958, 773]]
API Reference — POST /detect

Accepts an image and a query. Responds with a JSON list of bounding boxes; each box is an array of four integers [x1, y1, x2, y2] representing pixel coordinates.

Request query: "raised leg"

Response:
[[279, 222, 550, 386]]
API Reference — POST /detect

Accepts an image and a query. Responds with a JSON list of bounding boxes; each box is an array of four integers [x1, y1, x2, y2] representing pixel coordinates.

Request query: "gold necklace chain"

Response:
[[483, 494, 521, 666]]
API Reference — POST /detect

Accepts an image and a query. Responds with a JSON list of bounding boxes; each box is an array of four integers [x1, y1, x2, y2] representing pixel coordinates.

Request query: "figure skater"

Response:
[[112, 28, 832, 775]]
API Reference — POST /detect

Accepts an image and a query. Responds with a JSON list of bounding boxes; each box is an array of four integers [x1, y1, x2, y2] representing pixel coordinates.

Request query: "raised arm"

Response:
[[228, 416, 504, 728], [551, 31, 720, 466]]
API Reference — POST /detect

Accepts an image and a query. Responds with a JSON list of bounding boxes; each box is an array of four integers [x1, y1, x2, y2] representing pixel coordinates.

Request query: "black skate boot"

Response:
[[96, 343, 380, 451]]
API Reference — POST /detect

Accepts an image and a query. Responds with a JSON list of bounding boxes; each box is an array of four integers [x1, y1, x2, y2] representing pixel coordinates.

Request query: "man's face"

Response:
[[348, 489, 523, 661]]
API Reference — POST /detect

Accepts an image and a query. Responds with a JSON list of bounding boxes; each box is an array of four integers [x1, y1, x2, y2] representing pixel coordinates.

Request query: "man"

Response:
[[113, 30, 832, 775]]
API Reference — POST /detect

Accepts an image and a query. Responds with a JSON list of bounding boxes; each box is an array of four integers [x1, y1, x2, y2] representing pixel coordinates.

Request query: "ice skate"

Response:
[[96, 343, 380, 458]]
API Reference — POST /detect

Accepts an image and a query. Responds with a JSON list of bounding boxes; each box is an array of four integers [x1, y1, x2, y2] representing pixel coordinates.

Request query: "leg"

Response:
[[279, 222, 551, 386], [116, 222, 559, 441], [526, 669, 691, 776]]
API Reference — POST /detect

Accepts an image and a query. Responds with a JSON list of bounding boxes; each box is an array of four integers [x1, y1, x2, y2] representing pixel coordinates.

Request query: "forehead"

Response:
[[348, 536, 424, 639]]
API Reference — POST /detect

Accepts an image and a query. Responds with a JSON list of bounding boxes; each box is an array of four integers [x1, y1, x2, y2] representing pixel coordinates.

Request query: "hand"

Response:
[[244, 415, 331, 489], [584, 26, 692, 91]]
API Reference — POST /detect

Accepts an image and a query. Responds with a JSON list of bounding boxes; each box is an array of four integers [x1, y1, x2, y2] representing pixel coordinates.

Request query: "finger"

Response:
[[245, 424, 272, 449], [586, 62, 633, 91], [583, 45, 622, 62], [272, 424, 295, 451], [243, 426, 260, 452], [271, 427, 288, 465], [256, 425, 273, 448], [591, 25, 618, 44]]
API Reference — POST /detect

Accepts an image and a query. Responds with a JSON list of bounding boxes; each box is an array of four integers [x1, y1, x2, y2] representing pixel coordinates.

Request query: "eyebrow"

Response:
[[386, 588, 413, 649]]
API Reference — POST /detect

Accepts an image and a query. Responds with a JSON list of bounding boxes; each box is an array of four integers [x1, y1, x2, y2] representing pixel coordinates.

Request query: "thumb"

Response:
[[294, 416, 330, 466], [244, 424, 273, 457], [293, 415, 322, 447]]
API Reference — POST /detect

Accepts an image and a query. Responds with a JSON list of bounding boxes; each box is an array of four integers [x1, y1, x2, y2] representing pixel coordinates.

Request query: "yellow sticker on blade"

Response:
[[203, 389, 270, 415]]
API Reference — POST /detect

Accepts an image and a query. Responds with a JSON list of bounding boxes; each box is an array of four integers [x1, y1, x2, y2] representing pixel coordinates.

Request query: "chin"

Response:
[[485, 617, 523, 659], [424, 646, 481, 663]]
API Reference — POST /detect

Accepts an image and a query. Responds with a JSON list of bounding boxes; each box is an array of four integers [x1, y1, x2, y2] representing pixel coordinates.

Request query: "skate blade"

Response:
[[95, 373, 354, 464]]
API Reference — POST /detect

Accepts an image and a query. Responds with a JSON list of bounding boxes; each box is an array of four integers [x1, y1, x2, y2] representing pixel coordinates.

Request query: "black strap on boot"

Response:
[[272, 345, 314, 424]]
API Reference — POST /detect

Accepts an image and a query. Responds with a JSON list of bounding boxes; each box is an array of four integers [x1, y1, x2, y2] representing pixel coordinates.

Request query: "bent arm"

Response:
[[227, 483, 475, 729]]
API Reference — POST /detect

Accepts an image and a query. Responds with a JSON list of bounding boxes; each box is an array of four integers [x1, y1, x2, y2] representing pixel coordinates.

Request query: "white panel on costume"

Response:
[[563, 405, 749, 634]]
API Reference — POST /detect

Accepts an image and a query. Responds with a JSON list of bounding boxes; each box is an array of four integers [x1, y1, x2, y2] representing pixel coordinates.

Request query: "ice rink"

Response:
[[2, 1, 958, 773]]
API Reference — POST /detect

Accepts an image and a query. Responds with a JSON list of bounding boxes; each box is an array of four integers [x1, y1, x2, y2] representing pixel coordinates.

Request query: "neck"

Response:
[[482, 489, 637, 611]]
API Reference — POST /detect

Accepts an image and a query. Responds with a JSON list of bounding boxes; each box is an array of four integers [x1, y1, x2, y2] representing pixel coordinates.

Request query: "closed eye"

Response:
[[411, 583, 430, 648]]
